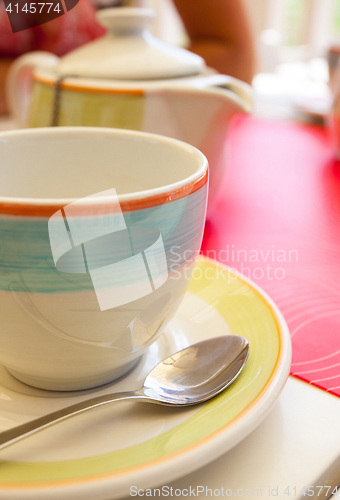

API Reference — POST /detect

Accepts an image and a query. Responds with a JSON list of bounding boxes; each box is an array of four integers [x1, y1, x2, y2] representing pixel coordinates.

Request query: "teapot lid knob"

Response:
[[55, 7, 205, 80], [96, 7, 155, 34]]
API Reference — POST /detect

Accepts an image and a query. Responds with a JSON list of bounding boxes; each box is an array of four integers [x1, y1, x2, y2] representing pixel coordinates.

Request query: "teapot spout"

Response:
[[143, 84, 252, 208], [193, 73, 253, 113]]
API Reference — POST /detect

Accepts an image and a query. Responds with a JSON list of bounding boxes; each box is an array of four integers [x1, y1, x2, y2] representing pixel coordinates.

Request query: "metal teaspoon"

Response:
[[0, 335, 249, 450]]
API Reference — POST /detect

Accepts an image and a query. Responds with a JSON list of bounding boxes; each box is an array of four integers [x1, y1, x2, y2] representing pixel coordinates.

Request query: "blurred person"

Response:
[[173, 0, 255, 84], [0, 0, 255, 115], [0, 0, 105, 114]]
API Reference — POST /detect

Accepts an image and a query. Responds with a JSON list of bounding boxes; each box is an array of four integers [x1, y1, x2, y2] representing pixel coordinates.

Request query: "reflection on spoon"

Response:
[[0, 335, 249, 450]]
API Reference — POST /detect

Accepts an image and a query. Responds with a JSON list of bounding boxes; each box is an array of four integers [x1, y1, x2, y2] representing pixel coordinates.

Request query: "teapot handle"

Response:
[[6, 51, 59, 128]]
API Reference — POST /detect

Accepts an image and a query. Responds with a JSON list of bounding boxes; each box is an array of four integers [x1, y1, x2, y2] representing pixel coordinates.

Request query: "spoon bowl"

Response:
[[143, 336, 249, 405], [0, 335, 249, 450]]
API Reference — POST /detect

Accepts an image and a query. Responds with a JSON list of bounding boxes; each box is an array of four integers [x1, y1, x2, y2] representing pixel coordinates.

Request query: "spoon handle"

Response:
[[0, 391, 146, 451]]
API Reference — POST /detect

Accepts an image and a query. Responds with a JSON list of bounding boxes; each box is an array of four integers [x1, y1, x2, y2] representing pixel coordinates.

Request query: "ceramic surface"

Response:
[[27, 80, 246, 202], [6, 8, 252, 207], [55, 8, 205, 80], [0, 127, 208, 391], [0, 257, 291, 500]]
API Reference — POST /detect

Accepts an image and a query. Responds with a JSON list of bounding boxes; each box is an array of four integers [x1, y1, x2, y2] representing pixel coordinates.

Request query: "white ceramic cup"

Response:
[[0, 127, 208, 390]]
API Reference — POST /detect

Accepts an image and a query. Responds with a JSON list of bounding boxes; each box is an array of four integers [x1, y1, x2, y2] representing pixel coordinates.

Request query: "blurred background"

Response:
[[1, 0, 340, 123], [147, 0, 340, 121]]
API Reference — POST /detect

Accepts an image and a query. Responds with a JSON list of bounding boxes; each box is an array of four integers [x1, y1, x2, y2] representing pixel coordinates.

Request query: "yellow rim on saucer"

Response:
[[0, 257, 291, 494]]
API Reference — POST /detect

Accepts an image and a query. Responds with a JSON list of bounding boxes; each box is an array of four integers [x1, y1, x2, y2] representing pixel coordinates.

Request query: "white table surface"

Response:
[[1, 116, 339, 500], [119, 377, 340, 500]]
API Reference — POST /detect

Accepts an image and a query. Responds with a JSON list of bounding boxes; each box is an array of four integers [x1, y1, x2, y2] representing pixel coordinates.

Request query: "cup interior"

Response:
[[0, 127, 206, 201]]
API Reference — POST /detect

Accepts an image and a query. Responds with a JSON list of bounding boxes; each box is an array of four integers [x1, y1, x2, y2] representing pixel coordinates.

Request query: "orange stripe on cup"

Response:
[[0, 170, 208, 217]]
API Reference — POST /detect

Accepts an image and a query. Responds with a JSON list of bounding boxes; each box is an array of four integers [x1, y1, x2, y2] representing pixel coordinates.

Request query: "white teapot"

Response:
[[7, 7, 252, 205]]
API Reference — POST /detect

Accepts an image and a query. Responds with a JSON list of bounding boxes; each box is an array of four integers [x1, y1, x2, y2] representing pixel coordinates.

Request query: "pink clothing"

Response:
[[0, 0, 106, 58]]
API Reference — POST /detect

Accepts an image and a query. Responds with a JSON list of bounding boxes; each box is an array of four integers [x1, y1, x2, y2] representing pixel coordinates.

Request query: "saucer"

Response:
[[0, 257, 291, 499]]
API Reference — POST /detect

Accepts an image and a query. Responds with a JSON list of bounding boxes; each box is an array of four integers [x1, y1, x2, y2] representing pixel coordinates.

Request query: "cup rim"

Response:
[[0, 127, 208, 216]]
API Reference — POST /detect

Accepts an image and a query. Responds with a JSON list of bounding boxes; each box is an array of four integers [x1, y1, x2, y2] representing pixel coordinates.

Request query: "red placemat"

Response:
[[202, 115, 340, 397]]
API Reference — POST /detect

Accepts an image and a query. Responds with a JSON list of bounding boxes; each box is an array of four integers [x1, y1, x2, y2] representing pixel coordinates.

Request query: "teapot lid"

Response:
[[55, 8, 206, 80]]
